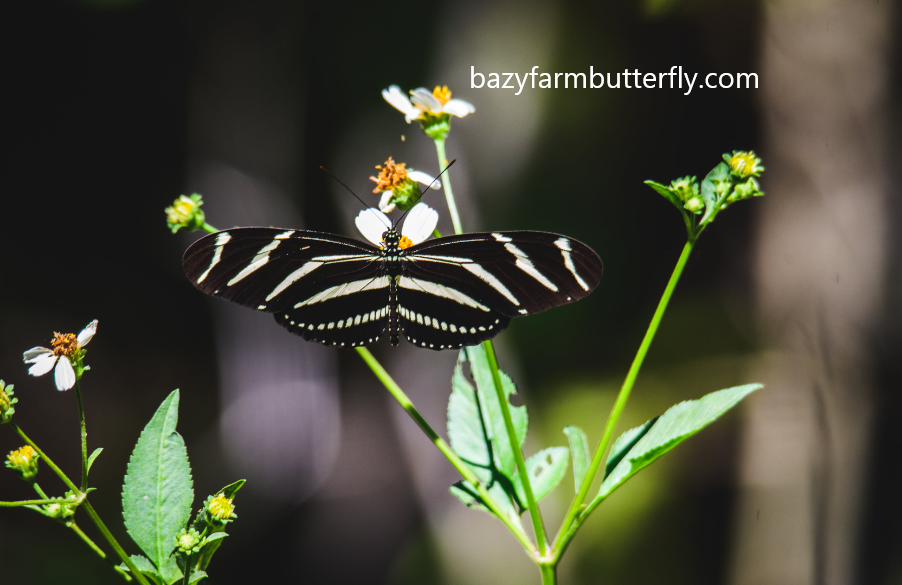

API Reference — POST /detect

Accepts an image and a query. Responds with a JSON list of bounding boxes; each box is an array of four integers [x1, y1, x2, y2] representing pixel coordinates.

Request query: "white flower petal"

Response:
[[409, 88, 442, 114], [378, 191, 397, 214], [407, 170, 442, 190], [355, 208, 392, 247], [28, 354, 58, 377], [77, 319, 98, 347], [382, 86, 420, 123], [54, 358, 76, 391], [442, 98, 475, 118], [24, 347, 53, 363], [402, 203, 438, 245]]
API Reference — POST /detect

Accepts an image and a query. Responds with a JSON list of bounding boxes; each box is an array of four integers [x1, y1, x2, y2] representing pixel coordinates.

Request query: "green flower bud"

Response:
[[728, 177, 764, 202], [684, 195, 705, 213], [723, 150, 764, 178], [0, 380, 17, 424], [165, 194, 206, 234], [669, 176, 704, 215], [204, 493, 237, 527], [6, 445, 39, 481], [175, 527, 204, 554], [44, 490, 79, 519]]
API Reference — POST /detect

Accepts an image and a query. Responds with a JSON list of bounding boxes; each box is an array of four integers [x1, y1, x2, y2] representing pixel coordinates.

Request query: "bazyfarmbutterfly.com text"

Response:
[[470, 66, 758, 96]]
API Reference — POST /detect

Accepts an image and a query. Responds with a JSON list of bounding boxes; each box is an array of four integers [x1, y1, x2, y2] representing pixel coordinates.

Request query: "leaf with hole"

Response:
[[512, 447, 569, 506]]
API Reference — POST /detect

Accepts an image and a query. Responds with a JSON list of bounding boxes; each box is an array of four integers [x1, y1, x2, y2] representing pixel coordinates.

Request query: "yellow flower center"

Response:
[[8, 446, 36, 467], [370, 157, 409, 193], [399, 236, 413, 250], [432, 85, 452, 105], [52, 333, 79, 357], [730, 153, 757, 176], [208, 494, 235, 520], [166, 195, 198, 223]]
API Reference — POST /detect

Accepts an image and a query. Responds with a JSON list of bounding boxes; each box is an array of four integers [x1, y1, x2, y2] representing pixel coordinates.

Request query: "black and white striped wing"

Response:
[[398, 231, 603, 350], [183, 228, 389, 347]]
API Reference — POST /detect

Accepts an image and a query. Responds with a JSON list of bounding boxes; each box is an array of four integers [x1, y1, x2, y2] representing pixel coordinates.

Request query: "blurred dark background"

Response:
[[2, 0, 899, 583]]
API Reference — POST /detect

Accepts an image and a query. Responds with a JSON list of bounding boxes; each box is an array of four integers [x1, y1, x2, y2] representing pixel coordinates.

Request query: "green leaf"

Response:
[[122, 390, 194, 570], [196, 532, 229, 571], [512, 447, 569, 505], [644, 180, 683, 211], [216, 479, 245, 500], [596, 384, 761, 501], [448, 363, 493, 483], [700, 162, 731, 223], [119, 555, 162, 584], [563, 426, 590, 492], [188, 570, 209, 584], [603, 418, 656, 479], [87, 447, 103, 473], [159, 555, 183, 584], [449, 480, 520, 524], [461, 345, 527, 480]]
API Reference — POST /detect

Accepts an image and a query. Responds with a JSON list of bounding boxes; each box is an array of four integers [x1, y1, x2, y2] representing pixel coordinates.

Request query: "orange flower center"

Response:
[[51, 333, 79, 357], [370, 157, 409, 193], [8, 445, 36, 466], [399, 236, 414, 250], [432, 85, 452, 105]]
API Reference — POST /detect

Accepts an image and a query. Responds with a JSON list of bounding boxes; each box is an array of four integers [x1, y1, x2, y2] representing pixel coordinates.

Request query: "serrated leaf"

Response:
[[188, 570, 209, 584], [122, 390, 194, 570], [87, 447, 103, 473], [449, 480, 520, 524], [603, 418, 657, 479], [564, 426, 590, 491], [595, 384, 761, 501], [462, 345, 527, 480], [644, 180, 683, 210], [700, 162, 731, 223], [448, 363, 493, 482], [513, 447, 569, 505], [160, 555, 183, 584], [119, 554, 162, 583]]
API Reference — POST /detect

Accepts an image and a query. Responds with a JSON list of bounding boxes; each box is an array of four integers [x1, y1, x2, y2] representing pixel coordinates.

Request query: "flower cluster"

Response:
[[370, 157, 441, 213], [383, 85, 474, 140], [723, 151, 764, 203], [166, 194, 206, 233], [669, 176, 704, 214], [43, 490, 79, 519], [6, 445, 39, 481], [0, 380, 16, 424], [23, 320, 97, 391]]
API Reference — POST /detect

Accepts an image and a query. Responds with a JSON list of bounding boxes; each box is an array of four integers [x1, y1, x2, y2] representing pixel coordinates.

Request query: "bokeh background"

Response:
[[2, 0, 900, 583]]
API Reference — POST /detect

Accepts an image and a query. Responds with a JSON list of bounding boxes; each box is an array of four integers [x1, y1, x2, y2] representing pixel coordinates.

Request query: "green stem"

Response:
[[0, 497, 73, 507], [355, 347, 536, 556], [551, 239, 695, 557], [74, 380, 88, 490], [82, 499, 152, 585], [433, 138, 463, 235], [67, 521, 133, 581], [183, 553, 192, 585], [201, 222, 218, 234], [540, 563, 557, 585], [483, 340, 548, 554], [9, 423, 151, 585]]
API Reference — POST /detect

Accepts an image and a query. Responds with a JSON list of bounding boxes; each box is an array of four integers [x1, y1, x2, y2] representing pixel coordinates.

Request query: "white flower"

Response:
[[382, 85, 475, 124], [23, 320, 97, 391], [355, 203, 439, 249], [378, 170, 441, 213]]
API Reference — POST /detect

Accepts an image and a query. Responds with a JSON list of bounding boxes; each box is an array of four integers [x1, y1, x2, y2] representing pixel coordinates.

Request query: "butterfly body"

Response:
[[183, 224, 602, 351]]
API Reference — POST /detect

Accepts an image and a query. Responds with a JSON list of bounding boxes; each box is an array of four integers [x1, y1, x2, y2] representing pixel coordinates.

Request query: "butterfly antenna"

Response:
[[319, 166, 390, 229], [394, 159, 457, 228]]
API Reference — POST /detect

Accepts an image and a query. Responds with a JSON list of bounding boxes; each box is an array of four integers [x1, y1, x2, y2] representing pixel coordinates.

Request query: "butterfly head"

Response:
[[381, 229, 413, 253]]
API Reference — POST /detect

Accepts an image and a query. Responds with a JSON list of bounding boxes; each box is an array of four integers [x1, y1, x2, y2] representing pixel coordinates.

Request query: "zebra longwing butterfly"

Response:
[[183, 203, 602, 351]]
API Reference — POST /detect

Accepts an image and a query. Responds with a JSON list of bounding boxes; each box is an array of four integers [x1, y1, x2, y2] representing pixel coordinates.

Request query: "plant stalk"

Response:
[[483, 340, 548, 554], [74, 380, 88, 490], [433, 138, 463, 235], [355, 347, 536, 555], [540, 563, 557, 585], [551, 239, 695, 557]]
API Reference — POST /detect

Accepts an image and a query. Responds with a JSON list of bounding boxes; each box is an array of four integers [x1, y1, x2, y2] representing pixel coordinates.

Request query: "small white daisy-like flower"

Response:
[[382, 85, 475, 124], [370, 157, 441, 213], [355, 203, 439, 250], [23, 320, 97, 391]]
